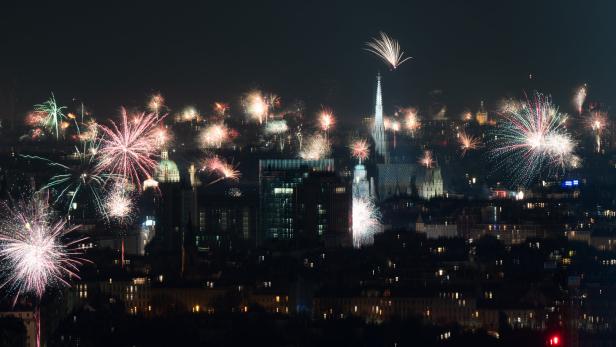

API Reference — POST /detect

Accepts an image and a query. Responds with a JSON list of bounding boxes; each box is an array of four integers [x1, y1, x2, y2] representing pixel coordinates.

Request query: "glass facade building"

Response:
[[258, 159, 334, 243]]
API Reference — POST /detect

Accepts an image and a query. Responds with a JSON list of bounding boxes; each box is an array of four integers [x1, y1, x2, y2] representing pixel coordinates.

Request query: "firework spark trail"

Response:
[[573, 84, 588, 115], [458, 132, 482, 157], [419, 150, 434, 168], [350, 139, 370, 163], [200, 123, 230, 148], [299, 133, 331, 160], [95, 108, 162, 189], [33, 93, 67, 140], [352, 197, 382, 248], [200, 156, 241, 185], [365, 32, 412, 70], [491, 92, 577, 186], [588, 110, 606, 153]]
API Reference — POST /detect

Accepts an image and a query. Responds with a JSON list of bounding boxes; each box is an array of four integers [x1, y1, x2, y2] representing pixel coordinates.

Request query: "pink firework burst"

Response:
[[319, 109, 335, 132], [0, 196, 86, 302], [96, 108, 162, 189], [201, 156, 241, 184], [350, 139, 370, 163]]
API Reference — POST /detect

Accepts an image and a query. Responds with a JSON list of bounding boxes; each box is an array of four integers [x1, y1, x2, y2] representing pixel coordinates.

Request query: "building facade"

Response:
[[258, 159, 334, 243]]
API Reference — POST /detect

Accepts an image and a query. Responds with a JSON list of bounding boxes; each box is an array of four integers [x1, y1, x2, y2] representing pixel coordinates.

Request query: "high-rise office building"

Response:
[[258, 159, 334, 244]]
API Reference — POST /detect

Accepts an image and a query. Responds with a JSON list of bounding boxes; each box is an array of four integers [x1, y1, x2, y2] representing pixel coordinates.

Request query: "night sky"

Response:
[[1, 1, 615, 124]]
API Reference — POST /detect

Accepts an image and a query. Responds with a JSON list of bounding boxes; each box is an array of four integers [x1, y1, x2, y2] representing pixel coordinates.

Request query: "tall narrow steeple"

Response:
[[372, 73, 387, 161]]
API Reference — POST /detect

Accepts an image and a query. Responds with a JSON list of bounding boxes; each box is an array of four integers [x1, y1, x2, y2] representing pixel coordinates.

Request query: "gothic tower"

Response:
[[372, 73, 387, 162]]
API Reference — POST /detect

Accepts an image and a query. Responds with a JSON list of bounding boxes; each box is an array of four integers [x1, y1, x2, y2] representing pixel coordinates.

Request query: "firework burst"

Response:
[[265, 120, 289, 135], [22, 140, 112, 215], [588, 110, 607, 153], [365, 32, 412, 70], [573, 84, 587, 115], [200, 123, 230, 148], [499, 98, 522, 115], [148, 93, 165, 115], [458, 132, 482, 157], [154, 126, 172, 148], [181, 107, 199, 122], [491, 92, 577, 186], [403, 108, 421, 134], [350, 139, 370, 163], [244, 91, 269, 124], [300, 133, 331, 160], [104, 185, 134, 223], [200, 156, 241, 185], [0, 195, 86, 302], [95, 108, 162, 189], [352, 197, 382, 248], [319, 109, 335, 132], [33, 93, 67, 140], [214, 102, 229, 116], [419, 150, 435, 168]]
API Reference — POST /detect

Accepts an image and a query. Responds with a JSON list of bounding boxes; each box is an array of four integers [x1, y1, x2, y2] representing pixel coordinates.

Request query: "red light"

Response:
[[549, 335, 561, 346]]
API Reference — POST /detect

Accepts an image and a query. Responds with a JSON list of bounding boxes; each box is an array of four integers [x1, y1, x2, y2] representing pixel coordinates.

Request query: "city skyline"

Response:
[[1, 2, 615, 346]]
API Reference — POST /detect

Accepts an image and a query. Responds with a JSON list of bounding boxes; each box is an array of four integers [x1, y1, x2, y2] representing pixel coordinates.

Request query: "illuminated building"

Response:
[[155, 149, 180, 183], [258, 159, 334, 243], [476, 100, 488, 125], [419, 166, 444, 199], [415, 215, 458, 239], [371, 74, 388, 162]]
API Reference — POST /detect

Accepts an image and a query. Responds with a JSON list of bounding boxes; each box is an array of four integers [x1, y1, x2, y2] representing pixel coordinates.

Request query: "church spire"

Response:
[[372, 73, 387, 161]]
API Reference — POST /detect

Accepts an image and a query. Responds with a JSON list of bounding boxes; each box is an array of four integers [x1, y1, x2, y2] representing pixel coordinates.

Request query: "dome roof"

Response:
[[156, 150, 180, 183]]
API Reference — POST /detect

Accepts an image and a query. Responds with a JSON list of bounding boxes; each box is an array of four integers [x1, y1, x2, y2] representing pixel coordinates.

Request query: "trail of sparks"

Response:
[[573, 84, 587, 115], [200, 156, 241, 185], [458, 132, 482, 157], [365, 32, 412, 70]]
